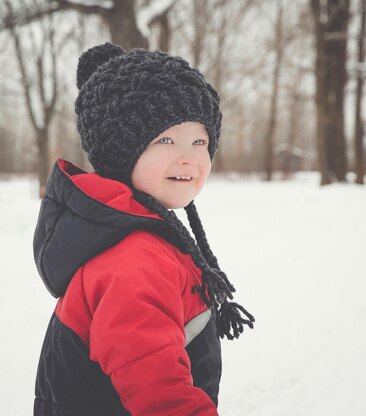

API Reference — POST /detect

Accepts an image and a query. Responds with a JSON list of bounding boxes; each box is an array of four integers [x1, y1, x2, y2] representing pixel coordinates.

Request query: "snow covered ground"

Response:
[[0, 172, 365, 415]]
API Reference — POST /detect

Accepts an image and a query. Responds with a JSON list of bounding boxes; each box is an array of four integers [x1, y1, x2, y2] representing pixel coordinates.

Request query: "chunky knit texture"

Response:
[[74, 42, 254, 340]]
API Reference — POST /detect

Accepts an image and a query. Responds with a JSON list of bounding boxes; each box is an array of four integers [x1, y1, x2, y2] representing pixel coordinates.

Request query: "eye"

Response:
[[157, 137, 173, 144], [194, 139, 208, 145]]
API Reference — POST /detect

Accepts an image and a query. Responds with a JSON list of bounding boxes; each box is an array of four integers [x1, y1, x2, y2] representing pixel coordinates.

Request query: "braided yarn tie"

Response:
[[132, 188, 255, 340]]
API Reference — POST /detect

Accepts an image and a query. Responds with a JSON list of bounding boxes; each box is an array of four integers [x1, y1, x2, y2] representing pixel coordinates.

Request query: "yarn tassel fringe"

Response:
[[192, 267, 255, 340], [217, 301, 255, 340]]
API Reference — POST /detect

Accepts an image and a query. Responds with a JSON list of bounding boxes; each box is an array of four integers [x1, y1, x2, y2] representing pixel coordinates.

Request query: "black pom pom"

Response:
[[76, 42, 125, 90]]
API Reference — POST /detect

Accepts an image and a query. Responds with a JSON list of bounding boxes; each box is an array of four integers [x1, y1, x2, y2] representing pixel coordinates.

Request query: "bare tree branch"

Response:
[[47, 12, 58, 125], [0, 0, 110, 31], [55, 0, 111, 17], [5, 1, 38, 131]]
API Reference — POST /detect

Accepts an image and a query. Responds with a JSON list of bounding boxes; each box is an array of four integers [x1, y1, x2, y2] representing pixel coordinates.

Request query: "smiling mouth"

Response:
[[167, 177, 193, 182]]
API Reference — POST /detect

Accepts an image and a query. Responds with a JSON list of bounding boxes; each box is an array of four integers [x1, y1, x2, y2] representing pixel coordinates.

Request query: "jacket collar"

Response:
[[56, 158, 163, 220]]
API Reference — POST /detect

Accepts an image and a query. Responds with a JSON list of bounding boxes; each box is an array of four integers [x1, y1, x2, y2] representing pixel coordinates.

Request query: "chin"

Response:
[[164, 200, 191, 210]]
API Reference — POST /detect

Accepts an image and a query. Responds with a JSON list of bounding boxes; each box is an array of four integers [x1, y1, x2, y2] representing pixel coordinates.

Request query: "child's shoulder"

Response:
[[119, 230, 178, 260], [84, 229, 201, 281], [80, 230, 191, 301], [119, 231, 201, 275], [79, 230, 206, 322], [86, 230, 181, 269]]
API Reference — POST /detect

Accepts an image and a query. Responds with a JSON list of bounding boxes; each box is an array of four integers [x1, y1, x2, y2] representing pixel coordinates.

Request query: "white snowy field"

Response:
[[0, 172, 365, 416]]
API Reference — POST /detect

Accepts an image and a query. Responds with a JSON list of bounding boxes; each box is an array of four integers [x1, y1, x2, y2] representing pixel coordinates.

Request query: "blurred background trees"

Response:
[[0, 0, 365, 196]]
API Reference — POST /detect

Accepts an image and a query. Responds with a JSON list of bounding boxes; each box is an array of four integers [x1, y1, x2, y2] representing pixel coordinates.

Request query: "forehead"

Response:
[[157, 121, 208, 137]]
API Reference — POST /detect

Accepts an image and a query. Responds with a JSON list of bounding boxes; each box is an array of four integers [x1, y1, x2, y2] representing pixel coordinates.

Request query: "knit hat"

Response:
[[75, 42, 221, 186], [75, 42, 254, 340]]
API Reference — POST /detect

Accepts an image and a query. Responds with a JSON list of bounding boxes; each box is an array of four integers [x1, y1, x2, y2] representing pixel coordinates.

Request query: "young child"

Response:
[[33, 42, 255, 416]]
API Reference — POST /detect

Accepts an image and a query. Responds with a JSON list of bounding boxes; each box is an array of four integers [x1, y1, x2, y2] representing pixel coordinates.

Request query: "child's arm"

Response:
[[85, 232, 219, 416]]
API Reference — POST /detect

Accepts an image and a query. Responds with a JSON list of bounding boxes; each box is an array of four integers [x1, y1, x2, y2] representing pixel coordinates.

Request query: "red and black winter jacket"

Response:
[[33, 159, 222, 416]]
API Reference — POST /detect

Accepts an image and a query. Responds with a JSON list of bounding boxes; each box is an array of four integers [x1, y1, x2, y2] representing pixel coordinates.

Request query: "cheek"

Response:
[[201, 154, 212, 179], [195, 154, 211, 190], [131, 153, 164, 190]]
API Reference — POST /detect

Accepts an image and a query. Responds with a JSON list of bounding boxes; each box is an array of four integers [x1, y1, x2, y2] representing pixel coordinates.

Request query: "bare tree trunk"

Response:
[[327, 0, 349, 182], [157, 10, 170, 52], [108, 0, 148, 48], [0, 126, 16, 173], [312, 0, 331, 184], [264, 0, 284, 181], [191, 0, 209, 68], [311, 0, 349, 185], [354, 0, 365, 184], [282, 71, 305, 179], [37, 128, 50, 198], [211, 3, 227, 173]]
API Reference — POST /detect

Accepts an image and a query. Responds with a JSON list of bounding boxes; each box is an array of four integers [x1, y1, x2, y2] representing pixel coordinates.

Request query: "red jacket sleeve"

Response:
[[84, 232, 218, 416]]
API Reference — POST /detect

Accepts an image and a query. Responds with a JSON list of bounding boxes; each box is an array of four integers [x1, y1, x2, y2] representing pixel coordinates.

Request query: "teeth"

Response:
[[175, 176, 191, 180]]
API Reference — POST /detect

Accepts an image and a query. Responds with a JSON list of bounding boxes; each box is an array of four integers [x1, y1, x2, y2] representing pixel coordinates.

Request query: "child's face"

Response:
[[131, 121, 212, 209]]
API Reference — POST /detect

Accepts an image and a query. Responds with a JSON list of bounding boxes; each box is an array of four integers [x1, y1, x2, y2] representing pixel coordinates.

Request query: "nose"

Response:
[[176, 154, 198, 166], [176, 148, 198, 166]]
